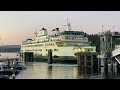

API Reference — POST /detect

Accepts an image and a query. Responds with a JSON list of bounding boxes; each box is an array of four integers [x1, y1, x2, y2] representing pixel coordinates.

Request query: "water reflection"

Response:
[[15, 62, 120, 79], [48, 66, 52, 79], [77, 67, 99, 79]]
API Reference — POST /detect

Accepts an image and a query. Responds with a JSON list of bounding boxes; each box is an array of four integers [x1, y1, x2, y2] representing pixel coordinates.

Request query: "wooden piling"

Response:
[[117, 62, 120, 74], [98, 58, 101, 74], [48, 49, 52, 64], [104, 58, 108, 74]]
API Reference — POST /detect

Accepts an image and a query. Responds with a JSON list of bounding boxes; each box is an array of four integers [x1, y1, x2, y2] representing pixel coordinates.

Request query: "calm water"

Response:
[[14, 62, 120, 79]]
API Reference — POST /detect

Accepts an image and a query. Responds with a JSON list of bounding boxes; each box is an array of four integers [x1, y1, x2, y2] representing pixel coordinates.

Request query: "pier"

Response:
[[7, 31, 120, 79], [97, 31, 120, 73], [74, 31, 120, 76], [76, 52, 98, 68]]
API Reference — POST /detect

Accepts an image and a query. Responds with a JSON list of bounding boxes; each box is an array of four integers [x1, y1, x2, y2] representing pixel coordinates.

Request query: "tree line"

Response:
[[84, 33, 120, 52]]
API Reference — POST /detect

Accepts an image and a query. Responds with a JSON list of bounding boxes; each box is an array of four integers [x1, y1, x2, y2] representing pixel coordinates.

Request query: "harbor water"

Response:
[[1, 53, 120, 79], [14, 62, 120, 79]]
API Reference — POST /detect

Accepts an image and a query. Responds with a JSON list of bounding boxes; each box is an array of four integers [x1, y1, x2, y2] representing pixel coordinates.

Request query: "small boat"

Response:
[[15, 61, 27, 70], [0, 75, 9, 79], [0, 62, 20, 75]]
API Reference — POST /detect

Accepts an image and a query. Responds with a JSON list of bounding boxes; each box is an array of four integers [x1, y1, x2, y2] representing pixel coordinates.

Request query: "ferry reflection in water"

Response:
[[16, 62, 79, 79], [15, 62, 120, 79]]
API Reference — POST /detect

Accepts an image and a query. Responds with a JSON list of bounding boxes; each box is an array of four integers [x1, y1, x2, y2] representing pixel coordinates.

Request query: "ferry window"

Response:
[[54, 49, 58, 51], [39, 49, 42, 51]]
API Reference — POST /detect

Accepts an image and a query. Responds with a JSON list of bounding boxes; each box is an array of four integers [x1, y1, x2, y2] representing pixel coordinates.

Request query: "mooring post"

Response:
[[91, 54, 93, 73], [104, 58, 108, 74], [84, 53, 87, 67], [48, 49, 52, 64], [98, 58, 101, 74], [77, 54, 80, 67], [110, 58, 113, 72], [117, 62, 120, 74], [80, 54, 83, 67]]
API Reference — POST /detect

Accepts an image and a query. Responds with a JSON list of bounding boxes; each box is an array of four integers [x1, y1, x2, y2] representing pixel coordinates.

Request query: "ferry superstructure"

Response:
[[20, 20, 96, 61]]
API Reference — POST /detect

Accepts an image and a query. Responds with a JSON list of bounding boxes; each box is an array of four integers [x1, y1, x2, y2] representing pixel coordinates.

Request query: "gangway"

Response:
[[112, 48, 120, 64]]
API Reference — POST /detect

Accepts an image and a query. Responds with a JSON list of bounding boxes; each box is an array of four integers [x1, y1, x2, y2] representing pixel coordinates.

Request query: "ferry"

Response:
[[20, 19, 96, 61]]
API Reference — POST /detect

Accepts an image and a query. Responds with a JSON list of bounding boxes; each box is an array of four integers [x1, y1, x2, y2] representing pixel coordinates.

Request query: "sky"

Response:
[[0, 11, 120, 45]]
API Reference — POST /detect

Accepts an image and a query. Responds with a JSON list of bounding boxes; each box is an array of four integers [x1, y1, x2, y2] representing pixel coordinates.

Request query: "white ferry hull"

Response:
[[34, 55, 77, 61], [21, 46, 77, 61]]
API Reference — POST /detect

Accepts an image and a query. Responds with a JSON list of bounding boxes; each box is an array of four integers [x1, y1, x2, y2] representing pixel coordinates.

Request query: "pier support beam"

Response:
[[98, 58, 101, 73], [48, 49, 52, 64], [77, 54, 80, 67], [117, 62, 120, 74], [110, 58, 113, 72], [104, 58, 108, 74]]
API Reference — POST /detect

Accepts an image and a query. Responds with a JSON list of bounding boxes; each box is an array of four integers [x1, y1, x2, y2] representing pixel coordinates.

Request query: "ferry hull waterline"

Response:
[[33, 47, 78, 61], [20, 19, 96, 62]]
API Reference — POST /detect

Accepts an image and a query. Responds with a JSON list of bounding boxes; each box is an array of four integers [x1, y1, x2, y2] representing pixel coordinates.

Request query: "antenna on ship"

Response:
[[62, 18, 72, 31]]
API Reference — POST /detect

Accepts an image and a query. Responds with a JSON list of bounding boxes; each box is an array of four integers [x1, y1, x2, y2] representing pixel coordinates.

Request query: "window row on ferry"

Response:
[[22, 44, 44, 47], [61, 33, 83, 35], [24, 49, 58, 52]]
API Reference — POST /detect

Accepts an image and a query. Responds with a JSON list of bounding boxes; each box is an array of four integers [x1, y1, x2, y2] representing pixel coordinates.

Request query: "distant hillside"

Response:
[[0, 45, 21, 48], [84, 33, 120, 52], [0, 45, 21, 52]]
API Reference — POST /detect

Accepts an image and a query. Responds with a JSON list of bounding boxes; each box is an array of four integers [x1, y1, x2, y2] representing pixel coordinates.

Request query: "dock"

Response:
[[76, 52, 98, 68]]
